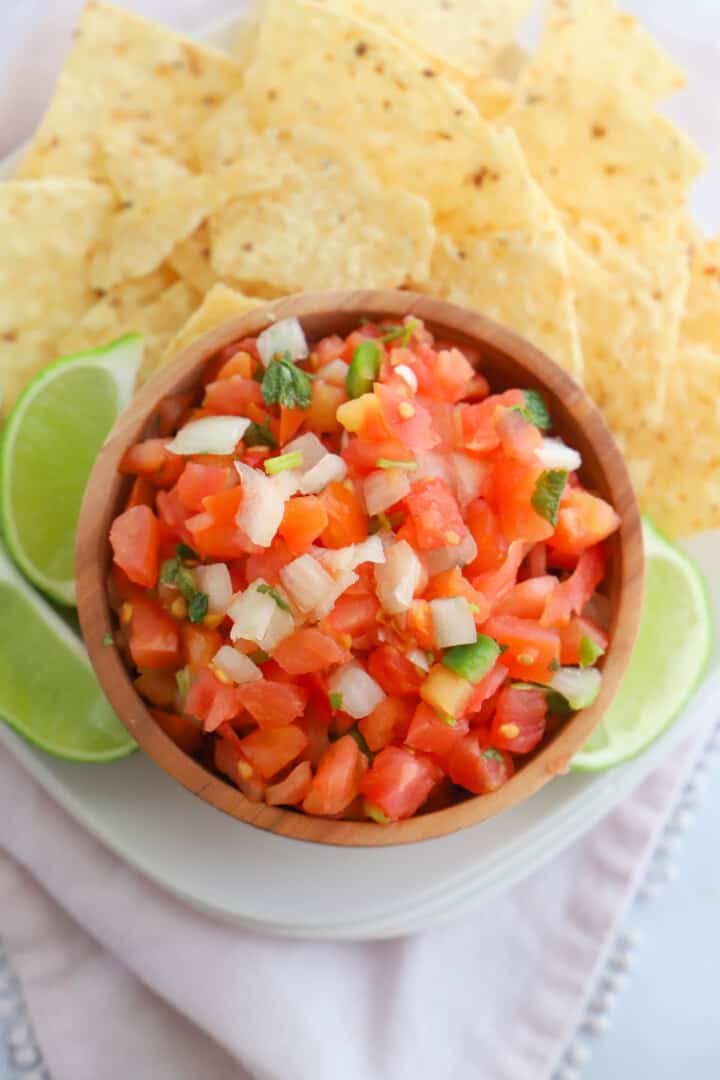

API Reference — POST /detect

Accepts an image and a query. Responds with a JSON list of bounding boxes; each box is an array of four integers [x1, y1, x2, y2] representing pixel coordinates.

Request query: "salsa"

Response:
[[108, 316, 620, 822]]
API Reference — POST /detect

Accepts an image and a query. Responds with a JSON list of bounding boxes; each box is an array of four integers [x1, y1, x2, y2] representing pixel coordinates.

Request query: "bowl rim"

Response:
[[76, 289, 644, 847]]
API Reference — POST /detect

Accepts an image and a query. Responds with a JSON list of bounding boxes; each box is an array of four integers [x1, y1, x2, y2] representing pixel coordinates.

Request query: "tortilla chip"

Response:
[[167, 225, 219, 294], [425, 222, 583, 382], [191, 93, 257, 172], [507, 74, 704, 236], [90, 173, 234, 291], [0, 179, 113, 410], [626, 344, 720, 537], [243, 0, 548, 229], [59, 275, 200, 380], [209, 125, 435, 292], [159, 284, 263, 368], [101, 135, 191, 200], [17, 1, 243, 181], [532, 0, 685, 100], [682, 235, 720, 352]]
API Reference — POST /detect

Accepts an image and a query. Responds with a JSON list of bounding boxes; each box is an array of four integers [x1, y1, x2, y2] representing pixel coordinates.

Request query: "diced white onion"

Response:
[[193, 563, 233, 614], [424, 532, 478, 576], [430, 596, 477, 648], [363, 468, 411, 516], [327, 663, 385, 719], [413, 451, 454, 488], [351, 535, 386, 567], [234, 461, 286, 547], [450, 453, 489, 508], [311, 570, 359, 620], [536, 437, 582, 472], [212, 645, 263, 685], [228, 580, 295, 650], [374, 540, 422, 615], [257, 317, 308, 367], [314, 535, 386, 578], [167, 416, 250, 456], [299, 453, 347, 494], [262, 600, 296, 650], [394, 364, 418, 394], [550, 666, 602, 709], [405, 647, 430, 672], [272, 469, 302, 500], [321, 359, 350, 386], [283, 432, 326, 470], [280, 554, 335, 612]]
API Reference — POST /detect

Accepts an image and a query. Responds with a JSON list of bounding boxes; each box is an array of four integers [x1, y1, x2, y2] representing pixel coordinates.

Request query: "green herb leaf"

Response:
[[159, 557, 180, 585], [188, 592, 209, 624], [264, 450, 303, 475], [257, 583, 291, 612], [346, 340, 381, 398], [364, 800, 391, 824], [160, 556, 197, 601], [347, 726, 371, 756], [244, 417, 277, 449], [248, 649, 270, 665], [482, 747, 504, 762], [378, 320, 419, 347], [176, 542, 200, 563], [102, 632, 114, 647], [261, 351, 313, 410], [531, 469, 568, 526], [579, 635, 605, 668], [376, 458, 417, 471], [175, 666, 192, 700], [329, 692, 344, 711], [520, 389, 551, 430]]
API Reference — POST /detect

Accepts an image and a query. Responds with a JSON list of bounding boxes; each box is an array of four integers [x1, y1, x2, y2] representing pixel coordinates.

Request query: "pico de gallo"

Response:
[[108, 315, 621, 822]]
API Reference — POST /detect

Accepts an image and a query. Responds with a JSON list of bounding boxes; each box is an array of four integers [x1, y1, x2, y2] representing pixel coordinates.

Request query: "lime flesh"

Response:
[[572, 517, 713, 772], [0, 537, 136, 761], [0, 335, 143, 606]]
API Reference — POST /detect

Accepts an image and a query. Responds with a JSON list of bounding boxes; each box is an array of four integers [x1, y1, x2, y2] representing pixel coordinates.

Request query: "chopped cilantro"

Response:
[[176, 542, 199, 563], [531, 469, 568, 526], [518, 389, 551, 430], [188, 592, 209, 624], [347, 726, 371, 756], [482, 747, 504, 763], [377, 320, 419, 347], [261, 351, 313, 410], [257, 583, 291, 611], [329, 692, 344, 711], [244, 417, 277, 449]]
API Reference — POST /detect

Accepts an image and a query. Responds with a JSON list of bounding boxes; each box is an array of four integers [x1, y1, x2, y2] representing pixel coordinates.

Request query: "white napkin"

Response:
[[1, 3, 719, 1079]]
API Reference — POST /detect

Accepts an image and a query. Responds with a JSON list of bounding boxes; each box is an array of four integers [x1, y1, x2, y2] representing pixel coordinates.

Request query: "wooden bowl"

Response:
[[77, 290, 644, 846]]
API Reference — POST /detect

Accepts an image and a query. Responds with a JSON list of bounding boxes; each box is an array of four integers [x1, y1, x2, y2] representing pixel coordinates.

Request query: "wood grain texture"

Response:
[[76, 290, 644, 846]]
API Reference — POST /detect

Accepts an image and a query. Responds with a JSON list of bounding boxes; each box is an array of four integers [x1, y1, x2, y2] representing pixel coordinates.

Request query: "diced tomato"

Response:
[[493, 458, 555, 543], [342, 325, 383, 364], [128, 597, 181, 671], [496, 407, 543, 463], [299, 705, 331, 766], [490, 686, 547, 753], [458, 390, 524, 454], [180, 622, 223, 672], [157, 391, 196, 437], [305, 381, 344, 436], [325, 591, 379, 642], [125, 475, 154, 511], [119, 438, 168, 476], [541, 545, 608, 628], [497, 575, 557, 618], [204, 375, 264, 415], [407, 599, 435, 652], [552, 488, 621, 554], [110, 505, 160, 588], [404, 478, 466, 550], [108, 564, 146, 610], [472, 540, 529, 608], [214, 733, 266, 801], [558, 615, 609, 665], [405, 701, 469, 757], [272, 629, 350, 674], [320, 481, 368, 547], [240, 724, 308, 779], [150, 708, 203, 755], [445, 734, 514, 795], [342, 435, 413, 473], [278, 405, 305, 446], [186, 667, 240, 732], [245, 537, 292, 586], [429, 347, 474, 402], [374, 383, 440, 452], [135, 670, 177, 708], [266, 761, 313, 806], [463, 661, 509, 718], [360, 746, 440, 821], [358, 695, 414, 751], [156, 485, 191, 543], [217, 351, 254, 380], [527, 543, 548, 577], [315, 334, 345, 366], [367, 645, 425, 696], [279, 495, 328, 555], [177, 463, 232, 512], [302, 735, 368, 816], [185, 487, 258, 560], [546, 547, 580, 571], [464, 498, 508, 575], [240, 680, 308, 730], [482, 614, 561, 684], [462, 373, 490, 402], [423, 567, 491, 623]]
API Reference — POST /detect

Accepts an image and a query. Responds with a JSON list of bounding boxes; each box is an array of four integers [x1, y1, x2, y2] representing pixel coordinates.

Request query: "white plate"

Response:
[[2, 13, 718, 941]]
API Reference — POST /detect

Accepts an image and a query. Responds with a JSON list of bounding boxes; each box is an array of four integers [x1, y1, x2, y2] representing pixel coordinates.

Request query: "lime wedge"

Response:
[[0, 335, 143, 606], [572, 517, 713, 772], [0, 536, 136, 761]]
